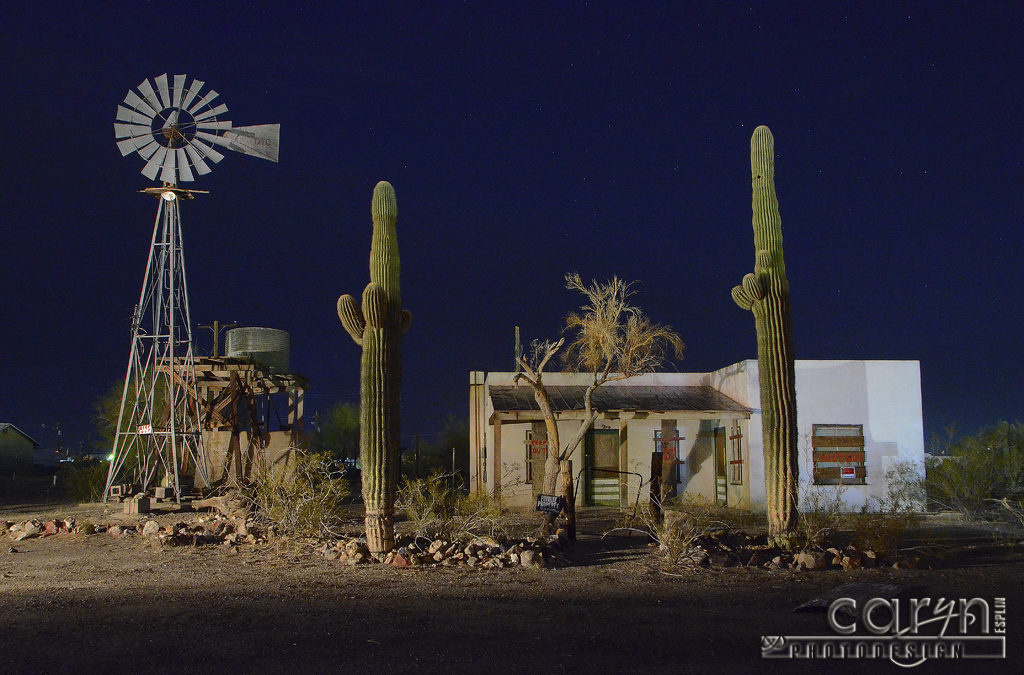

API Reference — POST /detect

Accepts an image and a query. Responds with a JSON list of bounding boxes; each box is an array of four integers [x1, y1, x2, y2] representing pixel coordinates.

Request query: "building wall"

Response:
[[0, 426, 37, 472], [713, 360, 925, 512]]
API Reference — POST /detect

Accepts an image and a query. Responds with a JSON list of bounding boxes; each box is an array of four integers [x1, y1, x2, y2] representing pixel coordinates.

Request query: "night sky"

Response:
[[1, 2, 1020, 454]]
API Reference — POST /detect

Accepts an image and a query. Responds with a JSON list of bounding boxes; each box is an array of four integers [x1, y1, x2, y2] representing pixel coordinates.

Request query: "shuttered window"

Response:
[[729, 422, 744, 485], [524, 430, 546, 484], [812, 424, 866, 485]]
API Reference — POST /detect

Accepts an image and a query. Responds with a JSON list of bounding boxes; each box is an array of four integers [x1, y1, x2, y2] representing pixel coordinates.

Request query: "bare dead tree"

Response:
[[514, 273, 684, 535]]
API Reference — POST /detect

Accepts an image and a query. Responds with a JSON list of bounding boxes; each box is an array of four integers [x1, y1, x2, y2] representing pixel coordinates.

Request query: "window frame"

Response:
[[812, 423, 866, 486]]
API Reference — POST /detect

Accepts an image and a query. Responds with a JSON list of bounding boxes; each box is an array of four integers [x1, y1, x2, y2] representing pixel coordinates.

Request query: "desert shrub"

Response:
[[60, 458, 110, 503], [647, 495, 732, 563], [242, 451, 350, 538], [796, 487, 846, 550], [848, 462, 923, 557], [396, 471, 527, 541], [926, 422, 1024, 519], [996, 497, 1024, 530]]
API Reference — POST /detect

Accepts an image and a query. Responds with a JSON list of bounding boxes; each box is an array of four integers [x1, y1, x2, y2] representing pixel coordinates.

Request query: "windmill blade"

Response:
[[196, 120, 234, 131], [179, 78, 204, 111], [160, 145, 177, 183], [123, 90, 158, 118], [116, 105, 152, 125], [116, 136, 158, 158], [190, 137, 225, 163], [137, 78, 162, 113], [175, 149, 194, 182], [184, 145, 212, 175], [194, 103, 229, 122], [142, 147, 168, 181], [221, 124, 281, 162], [154, 74, 171, 109], [187, 90, 220, 115], [196, 131, 231, 147], [137, 139, 159, 159], [114, 122, 153, 140], [172, 74, 186, 107], [116, 136, 148, 157]]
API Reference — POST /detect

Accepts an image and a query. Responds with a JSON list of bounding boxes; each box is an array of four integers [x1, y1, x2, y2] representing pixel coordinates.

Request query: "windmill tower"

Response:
[[105, 73, 279, 502]]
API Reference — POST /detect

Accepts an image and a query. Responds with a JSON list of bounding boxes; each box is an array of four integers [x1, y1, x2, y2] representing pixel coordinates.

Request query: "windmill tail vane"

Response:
[[114, 72, 279, 185]]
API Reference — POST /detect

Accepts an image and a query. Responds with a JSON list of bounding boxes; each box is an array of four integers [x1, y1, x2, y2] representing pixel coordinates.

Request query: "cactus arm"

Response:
[[337, 294, 365, 345]]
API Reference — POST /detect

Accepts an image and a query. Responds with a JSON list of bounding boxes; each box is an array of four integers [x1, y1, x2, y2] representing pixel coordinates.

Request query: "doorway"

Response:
[[714, 427, 728, 506], [585, 429, 620, 506]]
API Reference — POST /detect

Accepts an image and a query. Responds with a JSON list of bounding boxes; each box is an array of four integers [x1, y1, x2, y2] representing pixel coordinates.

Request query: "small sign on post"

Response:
[[841, 466, 856, 480], [535, 494, 565, 514]]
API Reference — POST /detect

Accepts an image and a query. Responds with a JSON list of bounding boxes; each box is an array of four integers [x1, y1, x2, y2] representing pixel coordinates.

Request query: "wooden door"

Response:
[[714, 427, 728, 506], [585, 429, 620, 506]]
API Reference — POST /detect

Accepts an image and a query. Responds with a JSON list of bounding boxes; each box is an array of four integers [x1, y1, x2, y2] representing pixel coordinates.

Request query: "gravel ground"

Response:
[[1, 502, 1022, 674]]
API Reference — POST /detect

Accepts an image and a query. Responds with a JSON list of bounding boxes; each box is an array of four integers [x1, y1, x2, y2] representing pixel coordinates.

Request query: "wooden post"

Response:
[[650, 451, 663, 517], [559, 459, 576, 543], [493, 418, 502, 500]]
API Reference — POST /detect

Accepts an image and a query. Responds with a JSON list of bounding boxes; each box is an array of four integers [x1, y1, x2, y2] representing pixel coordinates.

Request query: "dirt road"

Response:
[[1, 504, 1021, 674]]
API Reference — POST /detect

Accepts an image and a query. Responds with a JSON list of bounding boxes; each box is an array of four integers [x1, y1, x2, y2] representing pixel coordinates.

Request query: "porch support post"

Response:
[[492, 417, 502, 500]]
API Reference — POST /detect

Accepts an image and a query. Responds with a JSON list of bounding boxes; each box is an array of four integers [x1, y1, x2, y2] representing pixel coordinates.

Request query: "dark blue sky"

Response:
[[1, 2, 1020, 452]]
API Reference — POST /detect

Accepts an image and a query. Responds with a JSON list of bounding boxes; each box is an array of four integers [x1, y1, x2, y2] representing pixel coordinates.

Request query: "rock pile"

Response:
[[5, 518, 76, 541], [667, 529, 917, 571], [5, 515, 266, 548], [320, 532, 565, 569]]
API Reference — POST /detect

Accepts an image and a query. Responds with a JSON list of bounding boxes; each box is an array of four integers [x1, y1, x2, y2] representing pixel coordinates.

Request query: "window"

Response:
[[812, 424, 865, 485], [653, 428, 681, 459], [728, 422, 744, 485], [524, 430, 546, 484]]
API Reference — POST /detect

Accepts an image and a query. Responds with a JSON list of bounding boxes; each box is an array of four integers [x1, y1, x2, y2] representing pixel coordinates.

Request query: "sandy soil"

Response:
[[1, 502, 1022, 674]]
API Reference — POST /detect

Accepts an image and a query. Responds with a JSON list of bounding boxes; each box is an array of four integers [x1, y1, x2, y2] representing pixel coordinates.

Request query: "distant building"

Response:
[[0, 423, 41, 473], [469, 360, 926, 513]]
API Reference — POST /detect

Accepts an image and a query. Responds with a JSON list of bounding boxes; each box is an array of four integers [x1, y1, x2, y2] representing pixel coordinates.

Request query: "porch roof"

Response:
[[489, 385, 750, 415]]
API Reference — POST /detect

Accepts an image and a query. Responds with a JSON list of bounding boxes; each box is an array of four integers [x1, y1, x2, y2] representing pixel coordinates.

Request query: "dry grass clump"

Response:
[[396, 471, 530, 542], [241, 451, 350, 538], [634, 495, 755, 565]]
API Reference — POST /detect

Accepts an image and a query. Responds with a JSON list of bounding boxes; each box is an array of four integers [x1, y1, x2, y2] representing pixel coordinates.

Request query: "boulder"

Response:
[[13, 522, 41, 542], [141, 520, 160, 537], [794, 550, 828, 571], [391, 553, 412, 568], [519, 549, 545, 568], [840, 553, 863, 570]]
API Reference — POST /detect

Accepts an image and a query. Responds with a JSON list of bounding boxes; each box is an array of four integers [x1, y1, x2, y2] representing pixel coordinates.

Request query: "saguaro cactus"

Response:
[[731, 126, 799, 545], [337, 181, 411, 554]]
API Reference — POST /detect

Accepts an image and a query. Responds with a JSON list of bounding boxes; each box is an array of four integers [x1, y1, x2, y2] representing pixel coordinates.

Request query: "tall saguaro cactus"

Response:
[[731, 126, 799, 545], [337, 181, 411, 554]]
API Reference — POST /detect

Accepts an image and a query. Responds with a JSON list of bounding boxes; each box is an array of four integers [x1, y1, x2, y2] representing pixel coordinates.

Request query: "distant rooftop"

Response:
[[0, 423, 41, 446]]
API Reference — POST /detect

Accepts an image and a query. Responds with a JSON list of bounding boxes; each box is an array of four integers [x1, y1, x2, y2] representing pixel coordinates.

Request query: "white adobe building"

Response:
[[469, 360, 925, 512]]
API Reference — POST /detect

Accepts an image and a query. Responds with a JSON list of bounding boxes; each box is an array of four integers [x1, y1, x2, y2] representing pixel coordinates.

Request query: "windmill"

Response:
[[104, 73, 279, 503]]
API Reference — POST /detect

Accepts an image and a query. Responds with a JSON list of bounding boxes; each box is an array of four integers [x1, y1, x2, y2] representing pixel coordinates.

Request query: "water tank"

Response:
[[225, 327, 290, 373]]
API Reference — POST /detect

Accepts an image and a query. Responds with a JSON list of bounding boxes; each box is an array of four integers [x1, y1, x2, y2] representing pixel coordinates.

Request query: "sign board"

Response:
[[841, 466, 857, 479], [137, 424, 153, 435], [535, 494, 565, 514]]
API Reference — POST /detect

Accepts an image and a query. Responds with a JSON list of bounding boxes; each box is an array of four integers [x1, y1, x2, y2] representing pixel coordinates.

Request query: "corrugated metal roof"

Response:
[[489, 385, 750, 414]]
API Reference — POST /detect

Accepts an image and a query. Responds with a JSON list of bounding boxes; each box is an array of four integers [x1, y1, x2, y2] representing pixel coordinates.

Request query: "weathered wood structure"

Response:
[[193, 356, 307, 486]]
